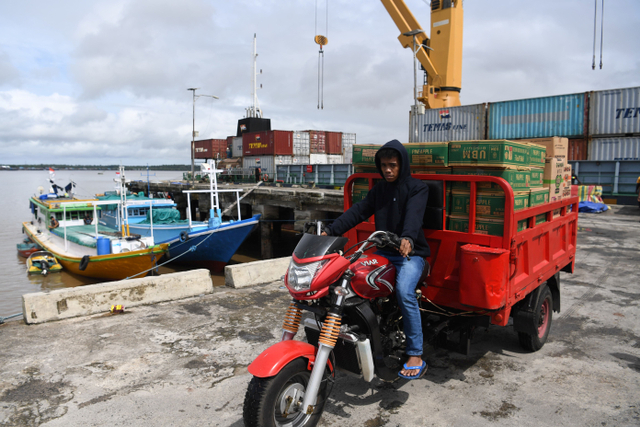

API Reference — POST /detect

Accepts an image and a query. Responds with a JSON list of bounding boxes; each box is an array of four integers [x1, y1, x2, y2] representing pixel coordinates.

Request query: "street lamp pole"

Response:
[[187, 88, 219, 187]]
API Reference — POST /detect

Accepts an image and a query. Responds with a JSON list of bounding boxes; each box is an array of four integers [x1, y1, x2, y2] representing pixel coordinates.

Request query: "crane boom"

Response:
[[380, 0, 463, 109]]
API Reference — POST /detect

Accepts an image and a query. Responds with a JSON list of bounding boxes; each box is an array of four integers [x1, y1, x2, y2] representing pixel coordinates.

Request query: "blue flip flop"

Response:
[[398, 361, 427, 380]]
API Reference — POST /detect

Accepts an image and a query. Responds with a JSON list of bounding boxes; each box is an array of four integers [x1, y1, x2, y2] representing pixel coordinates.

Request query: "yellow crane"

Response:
[[380, 0, 463, 110]]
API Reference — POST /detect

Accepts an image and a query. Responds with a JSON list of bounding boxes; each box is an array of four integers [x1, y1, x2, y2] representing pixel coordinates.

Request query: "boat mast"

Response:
[[246, 33, 263, 118]]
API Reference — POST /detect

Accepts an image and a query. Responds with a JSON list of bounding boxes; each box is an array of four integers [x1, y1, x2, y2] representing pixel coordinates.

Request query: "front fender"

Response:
[[248, 340, 318, 378]]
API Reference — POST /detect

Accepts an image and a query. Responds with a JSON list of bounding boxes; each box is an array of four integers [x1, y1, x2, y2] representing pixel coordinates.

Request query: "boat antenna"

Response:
[[141, 164, 156, 196]]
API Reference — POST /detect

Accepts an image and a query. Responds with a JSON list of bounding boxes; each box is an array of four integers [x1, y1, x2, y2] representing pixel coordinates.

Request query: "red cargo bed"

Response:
[[342, 173, 578, 328]]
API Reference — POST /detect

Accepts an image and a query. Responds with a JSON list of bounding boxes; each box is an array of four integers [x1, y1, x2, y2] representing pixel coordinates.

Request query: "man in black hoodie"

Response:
[[324, 140, 429, 379]]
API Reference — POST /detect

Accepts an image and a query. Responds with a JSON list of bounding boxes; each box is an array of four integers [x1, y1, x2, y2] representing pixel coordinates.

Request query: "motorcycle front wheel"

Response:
[[243, 357, 332, 427]]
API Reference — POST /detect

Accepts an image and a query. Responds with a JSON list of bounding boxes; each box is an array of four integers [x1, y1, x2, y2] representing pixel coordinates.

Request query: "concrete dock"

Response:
[[1, 206, 639, 426]]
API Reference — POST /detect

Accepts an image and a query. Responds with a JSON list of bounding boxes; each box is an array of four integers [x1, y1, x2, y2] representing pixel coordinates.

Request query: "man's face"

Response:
[[380, 156, 400, 182]]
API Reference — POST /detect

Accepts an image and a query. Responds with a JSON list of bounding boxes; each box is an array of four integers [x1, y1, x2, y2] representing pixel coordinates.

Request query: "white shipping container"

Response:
[[231, 136, 243, 158], [310, 153, 328, 164], [589, 87, 640, 137], [411, 103, 486, 142], [589, 137, 640, 161], [293, 131, 310, 156], [342, 133, 356, 164], [327, 155, 344, 164], [242, 155, 275, 176], [274, 155, 310, 165]]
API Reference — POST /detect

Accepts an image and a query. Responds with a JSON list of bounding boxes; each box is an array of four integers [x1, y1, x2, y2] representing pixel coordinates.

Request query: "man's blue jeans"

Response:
[[378, 252, 425, 357]]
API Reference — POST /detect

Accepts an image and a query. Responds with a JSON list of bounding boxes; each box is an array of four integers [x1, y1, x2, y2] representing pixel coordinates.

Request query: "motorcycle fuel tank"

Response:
[[349, 254, 396, 299]]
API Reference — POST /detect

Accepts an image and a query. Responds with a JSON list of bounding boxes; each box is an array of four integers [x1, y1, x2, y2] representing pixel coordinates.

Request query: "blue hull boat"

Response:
[[97, 162, 261, 272]]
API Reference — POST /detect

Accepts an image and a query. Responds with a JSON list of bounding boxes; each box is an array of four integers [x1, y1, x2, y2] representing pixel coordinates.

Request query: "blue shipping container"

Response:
[[488, 93, 587, 139]]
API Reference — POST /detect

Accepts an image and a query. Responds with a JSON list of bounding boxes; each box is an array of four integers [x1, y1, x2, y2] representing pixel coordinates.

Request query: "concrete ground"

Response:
[[1, 206, 639, 427]]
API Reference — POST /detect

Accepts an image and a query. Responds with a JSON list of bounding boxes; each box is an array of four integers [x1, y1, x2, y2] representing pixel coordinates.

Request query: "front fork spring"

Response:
[[282, 302, 302, 334], [318, 313, 342, 347]]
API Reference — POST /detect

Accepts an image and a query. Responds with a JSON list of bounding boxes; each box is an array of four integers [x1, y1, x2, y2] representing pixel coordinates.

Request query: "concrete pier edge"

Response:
[[22, 269, 214, 324], [224, 256, 291, 288]]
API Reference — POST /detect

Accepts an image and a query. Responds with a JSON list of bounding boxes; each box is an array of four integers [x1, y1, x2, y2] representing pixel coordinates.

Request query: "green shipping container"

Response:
[[450, 190, 530, 218], [449, 140, 530, 167], [451, 167, 530, 191], [403, 142, 449, 168]]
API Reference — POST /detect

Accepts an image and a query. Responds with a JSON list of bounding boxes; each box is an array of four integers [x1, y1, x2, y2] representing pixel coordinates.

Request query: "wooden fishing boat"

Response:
[[25, 185, 168, 280], [26, 251, 63, 275]]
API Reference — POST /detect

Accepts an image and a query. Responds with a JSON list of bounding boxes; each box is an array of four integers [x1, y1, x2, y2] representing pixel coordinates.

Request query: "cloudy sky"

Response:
[[1, 0, 639, 166]]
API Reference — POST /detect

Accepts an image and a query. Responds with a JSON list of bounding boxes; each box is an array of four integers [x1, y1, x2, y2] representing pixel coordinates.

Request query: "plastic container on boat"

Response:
[[488, 93, 587, 139], [97, 237, 111, 255], [410, 103, 486, 142], [110, 239, 122, 254], [589, 87, 640, 137]]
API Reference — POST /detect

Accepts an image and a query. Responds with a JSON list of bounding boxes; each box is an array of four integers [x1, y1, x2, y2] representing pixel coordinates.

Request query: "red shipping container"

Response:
[[308, 130, 326, 154], [194, 139, 214, 159], [568, 138, 588, 161], [243, 130, 293, 156], [325, 131, 343, 154]]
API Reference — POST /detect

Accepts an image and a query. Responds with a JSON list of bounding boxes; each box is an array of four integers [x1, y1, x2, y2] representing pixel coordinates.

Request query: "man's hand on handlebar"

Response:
[[321, 232, 327, 236], [398, 238, 412, 258]]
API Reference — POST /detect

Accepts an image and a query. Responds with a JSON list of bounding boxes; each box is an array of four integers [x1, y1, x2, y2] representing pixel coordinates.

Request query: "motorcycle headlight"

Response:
[[287, 260, 327, 292]]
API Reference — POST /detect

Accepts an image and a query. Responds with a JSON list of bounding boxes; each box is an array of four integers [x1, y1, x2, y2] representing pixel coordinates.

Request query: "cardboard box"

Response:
[[449, 140, 530, 167], [404, 142, 449, 168], [527, 142, 547, 168], [530, 168, 543, 188], [352, 145, 380, 166], [543, 158, 565, 201], [411, 167, 451, 174], [530, 188, 550, 207], [450, 190, 530, 218], [520, 137, 568, 162], [448, 215, 528, 236], [451, 167, 530, 192]]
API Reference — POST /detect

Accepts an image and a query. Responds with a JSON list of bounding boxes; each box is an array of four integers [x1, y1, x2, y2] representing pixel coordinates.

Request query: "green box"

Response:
[[450, 190, 530, 218], [403, 142, 449, 168], [352, 145, 380, 166], [530, 168, 543, 188], [535, 213, 547, 225], [354, 165, 378, 173], [527, 142, 547, 168], [411, 167, 451, 174], [449, 140, 530, 167], [448, 215, 528, 237], [451, 167, 530, 191], [529, 188, 550, 207]]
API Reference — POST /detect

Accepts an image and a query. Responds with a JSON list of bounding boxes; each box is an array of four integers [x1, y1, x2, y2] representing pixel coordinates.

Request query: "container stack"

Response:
[[447, 140, 535, 235], [588, 87, 640, 161]]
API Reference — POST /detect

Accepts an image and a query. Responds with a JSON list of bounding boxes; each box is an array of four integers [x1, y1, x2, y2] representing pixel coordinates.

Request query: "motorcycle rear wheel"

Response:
[[243, 357, 331, 427]]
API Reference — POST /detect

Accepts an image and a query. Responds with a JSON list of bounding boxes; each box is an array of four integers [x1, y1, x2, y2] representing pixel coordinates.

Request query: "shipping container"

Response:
[[310, 153, 328, 164], [327, 154, 344, 164], [488, 93, 587, 139], [589, 87, 640, 137], [274, 155, 310, 165], [589, 137, 640, 161], [410, 103, 486, 142], [194, 139, 227, 159], [243, 155, 275, 176], [231, 136, 243, 158], [309, 130, 326, 154], [342, 133, 356, 164], [237, 117, 271, 137], [326, 131, 343, 154], [242, 130, 293, 156], [568, 138, 588, 161], [293, 131, 310, 156]]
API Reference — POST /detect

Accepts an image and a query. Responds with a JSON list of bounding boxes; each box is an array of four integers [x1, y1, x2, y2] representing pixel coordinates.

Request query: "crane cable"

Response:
[[315, 0, 328, 109]]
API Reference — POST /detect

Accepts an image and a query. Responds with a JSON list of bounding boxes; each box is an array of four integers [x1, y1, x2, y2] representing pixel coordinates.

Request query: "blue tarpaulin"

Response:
[[578, 201, 609, 213]]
